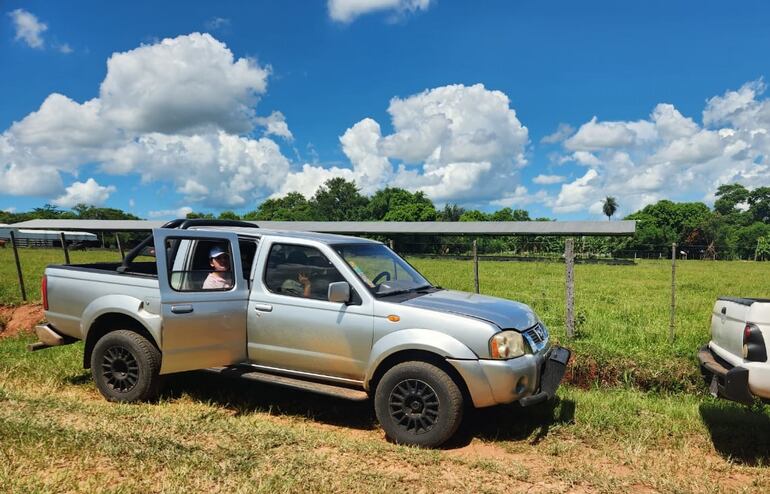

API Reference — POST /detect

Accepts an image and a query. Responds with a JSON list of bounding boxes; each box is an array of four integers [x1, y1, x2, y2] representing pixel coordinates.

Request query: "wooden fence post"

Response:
[[565, 238, 575, 338], [472, 239, 479, 294], [115, 232, 125, 260], [670, 242, 677, 343], [60, 232, 70, 265], [10, 230, 27, 302]]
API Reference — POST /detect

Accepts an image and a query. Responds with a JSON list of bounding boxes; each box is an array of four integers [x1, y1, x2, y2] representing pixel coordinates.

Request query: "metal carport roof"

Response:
[[9, 219, 636, 236]]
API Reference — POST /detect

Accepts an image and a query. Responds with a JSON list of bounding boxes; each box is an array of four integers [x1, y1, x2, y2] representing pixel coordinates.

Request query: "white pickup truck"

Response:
[[699, 297, 770, 404], [31, 219, 570, 447]]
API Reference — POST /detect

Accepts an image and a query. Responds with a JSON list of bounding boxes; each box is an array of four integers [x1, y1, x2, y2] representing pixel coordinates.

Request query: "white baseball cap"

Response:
[[209, 246, 228, 258]]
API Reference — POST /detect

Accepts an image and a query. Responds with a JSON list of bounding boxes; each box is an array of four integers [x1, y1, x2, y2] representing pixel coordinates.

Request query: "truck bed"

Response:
[[718, 296, 770, 306], [52, 261, 158, 278], [44, 263, 161, 339]]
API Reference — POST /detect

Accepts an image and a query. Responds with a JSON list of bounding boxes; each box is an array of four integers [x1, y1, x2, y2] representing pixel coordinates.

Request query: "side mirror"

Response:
[[328, 281, 351, 303]]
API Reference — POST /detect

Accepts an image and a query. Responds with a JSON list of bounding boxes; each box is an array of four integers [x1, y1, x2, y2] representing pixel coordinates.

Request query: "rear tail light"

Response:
[[743, 323, 767, 362], [42, 275, 48, 311]]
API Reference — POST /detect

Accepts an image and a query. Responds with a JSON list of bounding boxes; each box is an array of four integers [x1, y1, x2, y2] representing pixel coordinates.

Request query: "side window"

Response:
[[165, 237, 234, 292], [264, 244, 345, 301]]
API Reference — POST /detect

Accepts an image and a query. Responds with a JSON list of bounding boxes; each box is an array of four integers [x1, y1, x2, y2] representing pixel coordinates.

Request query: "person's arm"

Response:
[[298, 272, 312, 297]]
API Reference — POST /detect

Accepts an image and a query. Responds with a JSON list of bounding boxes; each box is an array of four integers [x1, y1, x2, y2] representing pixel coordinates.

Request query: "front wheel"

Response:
[[374, 361, 464, 448], [91, 330, 162, 402]]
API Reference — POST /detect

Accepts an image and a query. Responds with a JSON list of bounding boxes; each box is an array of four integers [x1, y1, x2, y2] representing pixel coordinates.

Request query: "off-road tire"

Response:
[[91, 330, 161, 402], [374, 361, 464, 448]]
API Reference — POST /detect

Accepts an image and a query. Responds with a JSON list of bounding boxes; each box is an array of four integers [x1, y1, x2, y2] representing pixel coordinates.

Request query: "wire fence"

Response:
[[2, 231, 761, 345]]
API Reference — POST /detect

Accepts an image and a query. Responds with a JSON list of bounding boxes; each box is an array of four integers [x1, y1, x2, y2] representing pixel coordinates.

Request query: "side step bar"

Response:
[[27, 324, 78, 352], [204, 366, 370, 402]]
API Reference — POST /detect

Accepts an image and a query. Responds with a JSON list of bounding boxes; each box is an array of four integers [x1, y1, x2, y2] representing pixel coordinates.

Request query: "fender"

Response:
[[364, 328, 477, 386], [81, 294, 162, 347]]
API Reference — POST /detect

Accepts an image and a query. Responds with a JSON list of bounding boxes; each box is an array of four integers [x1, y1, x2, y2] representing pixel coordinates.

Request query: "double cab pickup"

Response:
[[34, 219, 570, 447]]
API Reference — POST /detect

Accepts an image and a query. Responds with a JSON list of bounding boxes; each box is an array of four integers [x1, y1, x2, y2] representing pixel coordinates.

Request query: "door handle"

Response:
[[254, 303, 273, 312], [171, 304, 194, 314], [721, 307, 727, 315]]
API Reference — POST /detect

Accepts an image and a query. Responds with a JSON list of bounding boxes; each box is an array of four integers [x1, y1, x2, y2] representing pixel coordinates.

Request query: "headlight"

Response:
[[489, 330, 528, 359]]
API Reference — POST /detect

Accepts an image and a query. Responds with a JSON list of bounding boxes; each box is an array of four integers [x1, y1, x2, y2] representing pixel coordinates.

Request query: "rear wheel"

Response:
[[374, 361, 464, 448], [91, 330, 161, 402]]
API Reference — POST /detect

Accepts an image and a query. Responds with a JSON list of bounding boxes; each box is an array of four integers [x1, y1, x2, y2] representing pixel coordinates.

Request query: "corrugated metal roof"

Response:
[[10, 219, 636, 236]]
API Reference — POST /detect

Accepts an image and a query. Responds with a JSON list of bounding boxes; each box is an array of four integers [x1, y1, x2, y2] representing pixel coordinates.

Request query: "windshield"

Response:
[[334, 243, 431, 296]]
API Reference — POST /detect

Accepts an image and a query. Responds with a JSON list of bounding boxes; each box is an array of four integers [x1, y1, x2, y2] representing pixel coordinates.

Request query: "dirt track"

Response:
[[0, 304, 44, 338]]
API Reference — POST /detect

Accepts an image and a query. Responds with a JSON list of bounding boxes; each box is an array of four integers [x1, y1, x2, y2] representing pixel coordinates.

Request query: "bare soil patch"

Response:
[[0, 304, 43, 338]]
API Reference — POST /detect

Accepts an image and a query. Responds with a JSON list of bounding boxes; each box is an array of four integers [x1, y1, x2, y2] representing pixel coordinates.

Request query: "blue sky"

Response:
[[3, 0, 770, 220]]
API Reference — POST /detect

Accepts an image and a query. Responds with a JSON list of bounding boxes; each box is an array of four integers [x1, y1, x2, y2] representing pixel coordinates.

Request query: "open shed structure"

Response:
[[6, 219, 636, 338], [10, 219, 636, 236]]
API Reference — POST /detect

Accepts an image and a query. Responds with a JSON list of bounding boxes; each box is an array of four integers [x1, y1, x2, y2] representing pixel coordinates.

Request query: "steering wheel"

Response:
[[372, 271, 391, 286]]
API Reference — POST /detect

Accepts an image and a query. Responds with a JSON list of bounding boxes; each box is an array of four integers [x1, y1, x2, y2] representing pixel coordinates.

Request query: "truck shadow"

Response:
[[161, 371, 575, 447], [699, 401, 770, 465], [162, 371, 378, 431], [447, 397, 576, 448]]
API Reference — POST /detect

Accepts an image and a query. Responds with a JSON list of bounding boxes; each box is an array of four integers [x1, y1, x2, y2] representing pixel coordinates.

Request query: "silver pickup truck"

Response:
[[33, 219, 570, 447]]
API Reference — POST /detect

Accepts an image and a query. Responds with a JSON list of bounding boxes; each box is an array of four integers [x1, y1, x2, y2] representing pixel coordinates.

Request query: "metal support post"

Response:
[[472, 239, 479, 294], [565, 238, 575, 338], [10, 231, 27, 302], [670, 242, 677, 343], [60, 232, 70, 265], [115, 232, 125, 259]]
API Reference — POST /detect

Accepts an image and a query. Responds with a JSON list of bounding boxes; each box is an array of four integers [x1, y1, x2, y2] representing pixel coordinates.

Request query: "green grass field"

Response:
[[2, 248, 770, 491], [2, 247, 769, 391], [1, 333, 769, 493]]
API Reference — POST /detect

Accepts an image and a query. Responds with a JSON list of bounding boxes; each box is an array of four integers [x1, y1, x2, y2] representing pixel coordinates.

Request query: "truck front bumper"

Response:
[[448, 346, 571, 408], [698, 344, 755, 405]]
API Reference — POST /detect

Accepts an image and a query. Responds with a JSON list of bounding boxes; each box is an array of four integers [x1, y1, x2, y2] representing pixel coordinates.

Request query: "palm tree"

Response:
[[602, 196, 618, 221]]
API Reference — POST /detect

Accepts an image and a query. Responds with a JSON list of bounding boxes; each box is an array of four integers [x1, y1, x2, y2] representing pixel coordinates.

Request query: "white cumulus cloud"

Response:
[[0, 33, 289, 207], [8, 9, 47, 49], [98, 33, 269, 135], [553, 80, 770, 216], [148, 206, 194, 219], [278, 84, 529, 203], [328, 0, 431, 22], [53, 178, 116, 207], [255, 111, 293, 140], [532, 174, 566, 185], [541, 123, 574, 144]]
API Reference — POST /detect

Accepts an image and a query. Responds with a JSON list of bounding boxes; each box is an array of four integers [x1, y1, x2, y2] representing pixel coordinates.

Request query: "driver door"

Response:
[[153, 228, 249, 374]]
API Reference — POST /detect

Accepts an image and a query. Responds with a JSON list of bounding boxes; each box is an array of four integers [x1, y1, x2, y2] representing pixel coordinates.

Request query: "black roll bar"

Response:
[[117, 218, 259, 273]]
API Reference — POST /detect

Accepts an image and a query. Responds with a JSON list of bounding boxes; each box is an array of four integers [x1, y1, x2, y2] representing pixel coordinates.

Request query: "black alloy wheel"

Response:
[[388, 379, 440, 434], [102, 346, 140, 393], [91, 329, 162, 403], [374, 361, 464, 448]]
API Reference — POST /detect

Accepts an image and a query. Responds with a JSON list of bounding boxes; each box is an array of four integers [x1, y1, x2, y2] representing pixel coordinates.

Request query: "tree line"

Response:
[[3, 179, 769, 260]]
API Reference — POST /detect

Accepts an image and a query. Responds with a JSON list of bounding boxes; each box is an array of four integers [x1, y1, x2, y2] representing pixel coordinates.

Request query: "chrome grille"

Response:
[[523, 323, 548, 352]]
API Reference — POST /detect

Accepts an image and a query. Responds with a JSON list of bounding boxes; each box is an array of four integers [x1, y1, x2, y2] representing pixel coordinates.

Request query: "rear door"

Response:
[[153, 228, 249, 374]]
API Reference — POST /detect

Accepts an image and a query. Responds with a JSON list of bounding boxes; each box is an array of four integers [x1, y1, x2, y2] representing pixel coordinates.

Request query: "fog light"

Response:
[[515, 377, 527, 394]]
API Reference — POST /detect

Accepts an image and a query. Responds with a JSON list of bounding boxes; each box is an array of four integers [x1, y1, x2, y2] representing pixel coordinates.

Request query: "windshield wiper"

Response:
[[376, 288, 412, 297], [377, 284, 433, 297]]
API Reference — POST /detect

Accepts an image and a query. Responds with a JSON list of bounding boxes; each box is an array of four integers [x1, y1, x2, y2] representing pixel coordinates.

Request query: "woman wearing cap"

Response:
[[203, 245, 233, 289]]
